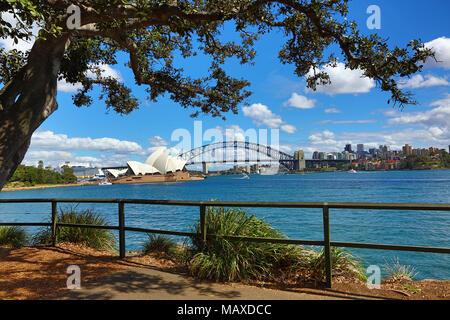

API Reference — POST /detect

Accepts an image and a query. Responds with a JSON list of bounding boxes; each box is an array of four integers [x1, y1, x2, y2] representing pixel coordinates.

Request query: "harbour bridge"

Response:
[[178, 141, 349, 173], [178, 141, 297, 169]]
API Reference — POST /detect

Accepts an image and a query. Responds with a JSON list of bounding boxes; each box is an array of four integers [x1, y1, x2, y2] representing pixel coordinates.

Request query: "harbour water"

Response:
[[1, 169, 449, 280]]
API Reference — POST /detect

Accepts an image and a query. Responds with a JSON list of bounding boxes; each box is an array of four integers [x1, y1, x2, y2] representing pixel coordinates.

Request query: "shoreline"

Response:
[[1, 183, 85, 192]]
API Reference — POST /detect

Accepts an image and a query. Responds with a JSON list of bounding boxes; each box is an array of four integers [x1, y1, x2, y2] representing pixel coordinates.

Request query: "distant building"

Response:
[[379, 145, 390, 153], [71, 166, 100, 178], [357, 144, 364, 154], [402, 144, 412, 156], [344, 144, 353, 153]]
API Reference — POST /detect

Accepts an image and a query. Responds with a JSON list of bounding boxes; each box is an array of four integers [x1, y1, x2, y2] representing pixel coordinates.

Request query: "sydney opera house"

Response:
[[104, 148, 203, 184]]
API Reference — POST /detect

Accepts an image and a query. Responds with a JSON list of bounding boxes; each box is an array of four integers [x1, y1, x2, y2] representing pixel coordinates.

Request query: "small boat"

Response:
[[348, 169, 357, 173], [240, 173, 250, 179], [99, 180, 112, 185]]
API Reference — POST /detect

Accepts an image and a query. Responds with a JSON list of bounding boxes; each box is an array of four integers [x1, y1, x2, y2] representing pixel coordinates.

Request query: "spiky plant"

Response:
[[143, 234, 177, 254], [384, 257, 418, 281], [189, 206, 303, 282], [0, 226, 29, 249], [33, 207, 116, 251], [309, 246, 366, 281]]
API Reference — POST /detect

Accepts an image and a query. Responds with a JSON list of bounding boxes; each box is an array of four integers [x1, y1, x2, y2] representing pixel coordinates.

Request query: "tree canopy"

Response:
[[1, 0, 434, 116], [8, 162, 77, 186], [0, 0, 436, 189]]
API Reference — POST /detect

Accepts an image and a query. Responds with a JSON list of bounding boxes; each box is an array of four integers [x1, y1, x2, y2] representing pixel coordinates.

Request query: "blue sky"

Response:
[[1, 0, 449, 168]]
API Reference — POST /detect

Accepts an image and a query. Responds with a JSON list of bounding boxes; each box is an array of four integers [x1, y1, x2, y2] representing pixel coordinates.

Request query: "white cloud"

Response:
[[424, 37, 450, 70], [306, 62, 375, 95], [283, 93, 316, 109], [57, 79, 83, 93], [317, 119, 377, 125], [149, 136, 170, 147], [324, 108, 342, 114], [30, 130, 144, 154], [242, 103, 297, 134], [398, 74, 450, 89], [387, 94, 450, 136], [280, 124, 297, 134]]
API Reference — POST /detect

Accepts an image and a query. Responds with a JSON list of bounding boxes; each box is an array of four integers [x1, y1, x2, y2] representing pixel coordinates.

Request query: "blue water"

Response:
[[1, 170, 449, 280]]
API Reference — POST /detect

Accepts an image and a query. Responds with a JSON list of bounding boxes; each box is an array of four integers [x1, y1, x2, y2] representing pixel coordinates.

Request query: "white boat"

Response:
[[348, 169, 357, 173], [99, 180, 112, 185], [240, 173, 250, 179]]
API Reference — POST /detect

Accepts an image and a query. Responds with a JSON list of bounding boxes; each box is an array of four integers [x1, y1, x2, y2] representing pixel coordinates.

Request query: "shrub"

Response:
[[309, 246, 366, 281], [384, 257, 418, 281], [0, 226, 29, 248], [188, 206, 304, 282], [142, 235, 194, 264], [33, 207, 116, 251], [143, 234, 177, 254]]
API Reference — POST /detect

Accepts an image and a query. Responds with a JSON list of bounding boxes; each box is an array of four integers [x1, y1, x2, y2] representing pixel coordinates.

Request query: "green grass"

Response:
[[33, 207, 116, 251], [0, 226, 29, 248]]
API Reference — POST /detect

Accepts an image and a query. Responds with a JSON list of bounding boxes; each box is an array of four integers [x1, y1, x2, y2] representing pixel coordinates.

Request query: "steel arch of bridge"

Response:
[[178, 141, 295, 168]]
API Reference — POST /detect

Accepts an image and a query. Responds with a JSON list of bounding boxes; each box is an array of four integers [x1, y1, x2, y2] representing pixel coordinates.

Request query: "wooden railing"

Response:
[[1, 199, 449, 287]]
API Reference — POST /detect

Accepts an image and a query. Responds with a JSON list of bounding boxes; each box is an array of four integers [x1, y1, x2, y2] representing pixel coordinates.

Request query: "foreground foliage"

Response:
[[143, 206, 365, 284], [7, 162, 77, 187], [34, 207, 116, 251], [0, 226, 29, 248]]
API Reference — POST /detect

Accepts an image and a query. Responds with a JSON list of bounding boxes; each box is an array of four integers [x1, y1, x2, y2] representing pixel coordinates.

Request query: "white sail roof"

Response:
[[145, 148, 165, 166], [106, 168, 128, 178], [144, 148, 186, 174], [152, 149, 170, 174], [127, 161, 159, 175]]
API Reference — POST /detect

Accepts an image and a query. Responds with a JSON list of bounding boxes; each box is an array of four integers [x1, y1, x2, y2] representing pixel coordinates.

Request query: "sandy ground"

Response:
[[0, 244, 448, 300]]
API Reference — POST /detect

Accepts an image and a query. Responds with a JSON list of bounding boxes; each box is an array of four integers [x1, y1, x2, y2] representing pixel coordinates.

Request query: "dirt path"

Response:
[[57, 267, 351, 300]]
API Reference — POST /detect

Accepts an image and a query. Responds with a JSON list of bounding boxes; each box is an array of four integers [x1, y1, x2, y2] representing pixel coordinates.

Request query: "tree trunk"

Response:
[[0, 35, 70, 190]]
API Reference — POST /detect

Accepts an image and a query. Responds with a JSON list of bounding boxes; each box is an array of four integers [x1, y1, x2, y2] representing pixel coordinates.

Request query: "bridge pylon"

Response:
[[202, 162, 208, 175]]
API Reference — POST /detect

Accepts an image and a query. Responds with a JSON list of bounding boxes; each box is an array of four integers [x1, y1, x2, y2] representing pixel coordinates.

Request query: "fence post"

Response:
[[200, 204, 207, 246], [51, 201, 58, 246], [118, 201, 125, 259], [322, 203, 332, 288]]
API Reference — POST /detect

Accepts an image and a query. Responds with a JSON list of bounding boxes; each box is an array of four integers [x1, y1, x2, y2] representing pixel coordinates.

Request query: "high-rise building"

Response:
[[403, 144, 412, 156], [344, 144, 352, 153], [357, 144, 364, 154]]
